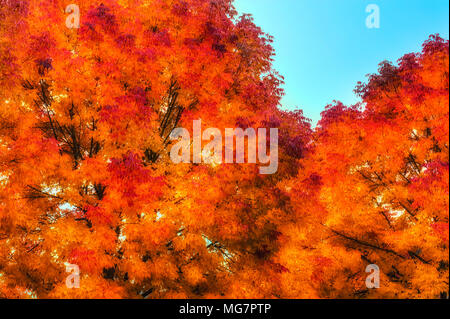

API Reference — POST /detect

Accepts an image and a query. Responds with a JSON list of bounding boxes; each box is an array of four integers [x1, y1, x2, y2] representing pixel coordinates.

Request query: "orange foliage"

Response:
[[0, 0, 448, 299]]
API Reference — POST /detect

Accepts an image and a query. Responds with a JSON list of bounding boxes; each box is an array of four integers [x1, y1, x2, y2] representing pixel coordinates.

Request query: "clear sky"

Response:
[[234, 0, 449, 125]]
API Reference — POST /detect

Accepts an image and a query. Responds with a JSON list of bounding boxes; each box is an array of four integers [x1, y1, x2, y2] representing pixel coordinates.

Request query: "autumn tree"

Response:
[[282, 35, 449, 298], [0, 0, 298, 298], [0, 0, 448, 300]]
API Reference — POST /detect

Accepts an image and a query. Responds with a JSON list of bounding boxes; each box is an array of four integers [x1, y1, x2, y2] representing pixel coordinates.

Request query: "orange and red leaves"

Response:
[[144, 27, 172, 47], [69, 247, 98, 273], [431, 223, 450, 244], [107, 152, 165, 206], [310, 256, 333, 283], [83, 3, 118, 36], [83, 205, 113, 226]]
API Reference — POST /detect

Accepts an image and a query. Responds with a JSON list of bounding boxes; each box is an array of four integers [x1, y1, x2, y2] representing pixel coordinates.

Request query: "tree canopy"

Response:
[[0, 0, 448, 299]]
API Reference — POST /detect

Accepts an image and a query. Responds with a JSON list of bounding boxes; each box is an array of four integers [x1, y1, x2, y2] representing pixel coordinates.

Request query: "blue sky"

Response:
[[234, 0, 449, 125]]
